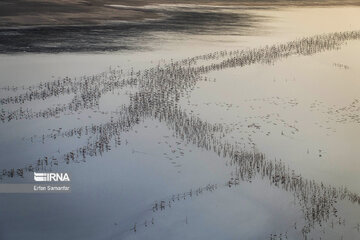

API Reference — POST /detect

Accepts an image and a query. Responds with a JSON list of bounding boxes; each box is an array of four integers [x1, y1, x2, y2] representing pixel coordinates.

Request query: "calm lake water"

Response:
[[0, 4, 360, 240]]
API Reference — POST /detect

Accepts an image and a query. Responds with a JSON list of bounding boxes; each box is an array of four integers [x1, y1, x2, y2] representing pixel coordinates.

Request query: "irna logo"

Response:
[[34, 172, 70, 182]]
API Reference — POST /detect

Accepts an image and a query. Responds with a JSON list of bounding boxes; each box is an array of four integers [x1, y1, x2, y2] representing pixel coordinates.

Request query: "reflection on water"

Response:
[[1, 4, 360, 240]]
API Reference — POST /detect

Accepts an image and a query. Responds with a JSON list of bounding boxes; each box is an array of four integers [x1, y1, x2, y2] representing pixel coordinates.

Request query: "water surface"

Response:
[[0, 4, 360, 240]]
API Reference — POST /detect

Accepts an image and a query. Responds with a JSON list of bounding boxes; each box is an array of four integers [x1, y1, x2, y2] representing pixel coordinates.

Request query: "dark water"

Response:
[[0, 5, 268, 53]]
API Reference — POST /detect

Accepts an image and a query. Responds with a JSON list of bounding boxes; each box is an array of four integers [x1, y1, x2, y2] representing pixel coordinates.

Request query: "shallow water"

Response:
[[0, 4, 360, 240]]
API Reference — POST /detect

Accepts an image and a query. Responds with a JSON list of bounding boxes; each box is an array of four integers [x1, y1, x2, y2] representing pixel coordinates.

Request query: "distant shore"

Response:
[[1, 0, 359, 28]]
